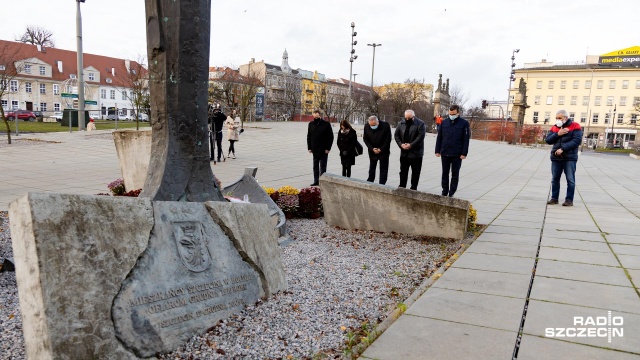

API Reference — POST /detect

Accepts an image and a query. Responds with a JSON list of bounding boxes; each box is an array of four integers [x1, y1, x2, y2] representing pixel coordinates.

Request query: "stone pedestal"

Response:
[[113, 129, 152, 191]]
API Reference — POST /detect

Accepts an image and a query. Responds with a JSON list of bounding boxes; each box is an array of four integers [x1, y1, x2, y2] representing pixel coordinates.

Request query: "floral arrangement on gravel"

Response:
[[101, 179, 142, 197], [467, 204, 478, 232], [264, 185, 323, 219]]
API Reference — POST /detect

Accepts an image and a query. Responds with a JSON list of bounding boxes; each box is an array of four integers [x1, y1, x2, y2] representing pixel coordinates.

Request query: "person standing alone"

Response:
[[363, 115, 391, 184], [394, 109, 426, 190], [226, 109, 241, 159], [545, 109, 582, 206], [337, 119, 357, 178], [435, 105, 470, 197], [307, 110, 334, 186]]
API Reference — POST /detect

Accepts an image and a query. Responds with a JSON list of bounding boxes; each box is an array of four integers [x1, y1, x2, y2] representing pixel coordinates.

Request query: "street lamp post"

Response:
[[505, 48, 519, 142], [580, 67, 595, 152], [76, 0, 86, 130], [348, 22, 358, 103], [367, 43, 381, 89], [610, 104, 617, 148]]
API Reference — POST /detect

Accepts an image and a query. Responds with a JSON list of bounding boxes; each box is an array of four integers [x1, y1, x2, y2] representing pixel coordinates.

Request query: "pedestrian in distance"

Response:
[[363, 115, 392, 184], [337, 119, 358, 178], [208, 103, 227, 162], [226, 109, 241, 159], [307, 109, 334, 186], [394, 109, 426, 190], [435, 104, 470, 198], [545, 109, 583, 207]]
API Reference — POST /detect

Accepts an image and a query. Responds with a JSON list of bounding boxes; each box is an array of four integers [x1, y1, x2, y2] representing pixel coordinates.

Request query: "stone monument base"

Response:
[[320, 174, 470, 240], [9, 193, 286, 359]]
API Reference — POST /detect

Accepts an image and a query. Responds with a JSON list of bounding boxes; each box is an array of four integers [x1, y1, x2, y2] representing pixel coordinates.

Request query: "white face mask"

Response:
[[555, 120, 564, 127]]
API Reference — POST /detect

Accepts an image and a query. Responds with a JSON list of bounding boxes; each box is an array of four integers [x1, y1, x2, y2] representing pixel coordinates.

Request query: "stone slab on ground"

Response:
[[431, 267, 532, 298], [320, 173, 469, 240], [537, 246, 620, 267], [450, 252, 535, 275], [361, 316, 517, 360], [517, 335, 640, 360], [466, 240, 539, 258], [540, 237, 611, 252], [535, 259, 632, 287]]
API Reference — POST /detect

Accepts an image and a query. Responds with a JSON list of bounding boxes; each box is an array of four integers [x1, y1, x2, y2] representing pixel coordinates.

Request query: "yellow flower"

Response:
[[262, 186, 276, 196], [278, 185, 300, 196]]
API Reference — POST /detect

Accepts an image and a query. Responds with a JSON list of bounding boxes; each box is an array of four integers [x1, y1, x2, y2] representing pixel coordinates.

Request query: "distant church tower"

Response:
[[281, 49, 292, 73]]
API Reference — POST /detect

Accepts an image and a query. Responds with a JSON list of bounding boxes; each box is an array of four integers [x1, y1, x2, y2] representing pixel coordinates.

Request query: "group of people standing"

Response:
[[306, 106, 471, 197], [208, 106, 243, 162]]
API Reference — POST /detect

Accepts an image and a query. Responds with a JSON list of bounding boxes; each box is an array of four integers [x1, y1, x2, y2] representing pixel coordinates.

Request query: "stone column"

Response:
[[142, 0, 224, 202]]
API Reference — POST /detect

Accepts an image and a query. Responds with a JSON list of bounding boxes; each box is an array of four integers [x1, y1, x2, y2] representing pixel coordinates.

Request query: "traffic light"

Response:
[[481, 100, 487, 109]]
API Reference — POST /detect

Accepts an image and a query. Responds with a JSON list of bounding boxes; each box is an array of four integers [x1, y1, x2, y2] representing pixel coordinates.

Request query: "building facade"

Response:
[[511, 46, 640, 149], [0, 40, 146, 120]]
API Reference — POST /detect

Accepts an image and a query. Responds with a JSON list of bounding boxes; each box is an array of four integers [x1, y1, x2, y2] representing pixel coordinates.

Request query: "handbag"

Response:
[[355, 140, 363, 156]]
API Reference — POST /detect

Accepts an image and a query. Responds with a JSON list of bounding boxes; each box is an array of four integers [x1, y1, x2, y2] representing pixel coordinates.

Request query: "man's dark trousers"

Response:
[[367, 155, 389, 184], [441, 155, 462, 196], [399, 156, 422, 190], [313, 154, 328, 184]]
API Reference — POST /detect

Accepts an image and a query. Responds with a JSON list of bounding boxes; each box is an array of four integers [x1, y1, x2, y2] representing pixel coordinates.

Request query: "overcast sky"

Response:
[[1, 0, 638, 107]]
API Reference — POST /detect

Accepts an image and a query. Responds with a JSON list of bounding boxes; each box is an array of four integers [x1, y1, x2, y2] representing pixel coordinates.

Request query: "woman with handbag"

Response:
[[226, 110, 241, 159], [337, 119, 358, 177]]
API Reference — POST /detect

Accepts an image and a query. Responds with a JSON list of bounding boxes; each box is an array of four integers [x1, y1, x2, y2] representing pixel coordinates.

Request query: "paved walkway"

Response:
[[1, 123, 639, 359]]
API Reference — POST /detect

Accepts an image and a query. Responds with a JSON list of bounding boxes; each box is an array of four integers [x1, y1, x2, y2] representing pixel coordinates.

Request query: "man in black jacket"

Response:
[[208, 104, 227, 162], [394, 109, 426, 190], [307, 110, 334, 186], [435, 105, 470, 197], [363, 115, 392, 184]]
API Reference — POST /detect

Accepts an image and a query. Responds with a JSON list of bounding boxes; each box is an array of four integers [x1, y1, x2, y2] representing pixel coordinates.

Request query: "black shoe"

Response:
[[562, 200, 573, 207], [310, 182, 319, 186], [547, 199, 559, 205], [442, 192, 448, 196], [448, 194, 454, 198], [217, 158, 221, 162]]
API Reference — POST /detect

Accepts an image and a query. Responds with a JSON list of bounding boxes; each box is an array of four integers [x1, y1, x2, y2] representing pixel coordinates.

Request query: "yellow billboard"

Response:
[[599, 46, 640, 66]]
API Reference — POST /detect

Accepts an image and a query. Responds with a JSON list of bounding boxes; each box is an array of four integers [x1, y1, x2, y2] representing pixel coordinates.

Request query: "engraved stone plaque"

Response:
[[112, 202, 262, 357]]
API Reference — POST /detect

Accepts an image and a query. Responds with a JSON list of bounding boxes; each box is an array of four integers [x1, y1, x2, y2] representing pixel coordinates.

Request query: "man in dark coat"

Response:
[[307, 109, 334, 186], [394, 109, 426, 190], [363, 115, 392, 184], [545, 109, 583, 206], [208, 104, 227, 162], [435, 104, 470, 197]]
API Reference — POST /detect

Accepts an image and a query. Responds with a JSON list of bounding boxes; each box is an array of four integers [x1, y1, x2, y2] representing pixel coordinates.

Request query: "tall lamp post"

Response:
[[504, 48, 519, 142], [76, 0, 86, 130], [348, 22, 358, 103], [610, 104, 617, 148], [580, 67, 595, 152], [367, 43, 381, 89]]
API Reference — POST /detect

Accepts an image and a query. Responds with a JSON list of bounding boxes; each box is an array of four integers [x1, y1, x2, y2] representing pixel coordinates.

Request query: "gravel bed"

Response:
[[0, 138, 60, 147], [0, 215, 464, 359]]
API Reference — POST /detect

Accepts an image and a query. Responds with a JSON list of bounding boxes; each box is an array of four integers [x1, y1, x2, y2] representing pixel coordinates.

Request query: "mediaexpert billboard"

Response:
[[598, 46, 640, 66]]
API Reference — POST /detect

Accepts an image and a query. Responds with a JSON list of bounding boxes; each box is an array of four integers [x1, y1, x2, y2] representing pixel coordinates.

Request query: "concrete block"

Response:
[[320, 174, 469, 240], [112, 129, 152, 191]]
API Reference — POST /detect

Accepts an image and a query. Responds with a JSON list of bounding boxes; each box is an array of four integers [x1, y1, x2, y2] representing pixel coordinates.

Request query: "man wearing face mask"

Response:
[[307, 109, 334, 186], [394, 109, 426, 190], [435, 105, 470, 197], [545, 109, 583, 206], [363, 115, 392, 184]]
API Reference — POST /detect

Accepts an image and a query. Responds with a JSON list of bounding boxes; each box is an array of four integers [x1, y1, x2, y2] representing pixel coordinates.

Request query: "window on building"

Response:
[[548, 81, 555, 89], [632, 114, 638, 125], [129, 91, 133, 99], [592, 113, 599, 124], [0, 65, 5, 71], [122, 91, 127, 100], [560, 80, 566, 89], [0, 99, 6, 110], [569, 112, 575, 121], [9, 80, 18, 92], [609, 80, 616, 89], [54, 103, 60, 111], [570, 96, 577, 105], [110, 90, 116, 100], [11, 100, 18, 110], [558, 96, 565, 105], [40, 84, 46, 94], [585, 80, 592, 89], [622, 80, 629, 89], [636, 80, 640, 89], [533, 111, 539, 123], [620, 96, 627, 106], [617, 113, 624, 124], [534, 95, 541, 105], [580, 112, 587, 123], [89, 73, 95, 81], [509, 95, 514, 104], [604, 113, 610, 124], [536, 81, 542, 89], [25, 82, 32, 93], [53, 84, 59, 95], [101, 89, 106, 99], [606, 96, 614, 106], [39, 66, 46, 75], [635, 97, 640, 106], [597, 80, 603, 89], [594, 96, 601, 106], [544, 112, 551, 124], [40, 103, 47, 112], [65, 85, 72, 93], [573, 80, 579, 89], [546, 96, 553, 105], [25, 64, 31, 74]]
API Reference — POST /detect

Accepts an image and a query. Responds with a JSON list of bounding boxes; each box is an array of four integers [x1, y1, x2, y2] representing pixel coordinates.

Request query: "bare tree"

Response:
[[119, 56, 149, 130], [17, 26, 55, 48], [208, 67, 263, 126], [448, 85, 469, 111], [281, 75, 301, 121], [0, 42, 25, 144], [236, 68, 263, 126], [208, 67, 236, 109]]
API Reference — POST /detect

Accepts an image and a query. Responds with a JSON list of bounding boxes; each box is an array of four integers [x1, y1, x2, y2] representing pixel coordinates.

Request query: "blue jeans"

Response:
[[551, 160, 577, 201]]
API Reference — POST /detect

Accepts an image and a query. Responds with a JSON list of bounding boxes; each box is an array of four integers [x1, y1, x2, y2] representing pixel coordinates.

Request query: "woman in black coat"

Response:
[[337, 119, 357, 177]]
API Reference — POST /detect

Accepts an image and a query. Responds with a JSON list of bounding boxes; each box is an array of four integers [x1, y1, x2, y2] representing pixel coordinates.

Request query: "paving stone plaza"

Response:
[[1, 122, 639, 358]]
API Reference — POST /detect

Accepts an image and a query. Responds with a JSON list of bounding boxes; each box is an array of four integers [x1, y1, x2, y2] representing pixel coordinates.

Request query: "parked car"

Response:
[[106, 114, 123, 121], [6, 110, 37, 121], [133, 113, 149, 121], [53, 111, 63, 121], [33, 111, 44, 121]]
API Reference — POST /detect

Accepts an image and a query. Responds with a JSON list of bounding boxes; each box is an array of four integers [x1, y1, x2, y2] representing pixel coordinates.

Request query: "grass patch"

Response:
[[1, 120, 149, 133], [594, 148, 634, 154]]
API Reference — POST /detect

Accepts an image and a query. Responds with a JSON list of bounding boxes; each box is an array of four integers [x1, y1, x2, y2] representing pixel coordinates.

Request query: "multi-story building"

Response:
[[512, 46, 640, 148], [299, 69, 326, 115], [0, 39, 146, 120]]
